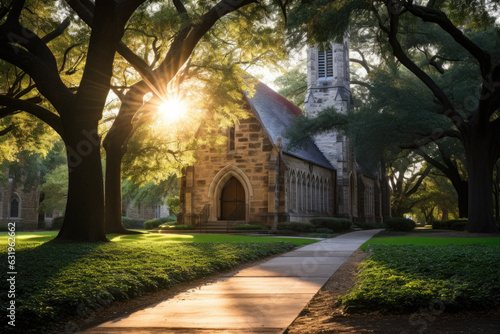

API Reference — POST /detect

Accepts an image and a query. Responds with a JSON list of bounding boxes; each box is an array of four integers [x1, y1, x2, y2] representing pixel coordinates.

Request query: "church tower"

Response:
[[304, 38, 358, 219]]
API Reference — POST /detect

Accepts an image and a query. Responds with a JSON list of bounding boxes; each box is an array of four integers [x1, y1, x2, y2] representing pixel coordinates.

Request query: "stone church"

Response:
[[178, 41, 391, 228]]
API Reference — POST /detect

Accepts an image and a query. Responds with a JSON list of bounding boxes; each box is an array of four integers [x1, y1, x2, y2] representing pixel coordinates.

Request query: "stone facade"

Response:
[[179, 104, 337, 227], [304, 40, 391, 222], [122, 201, 169, 221], [179, 39, 391, 227]]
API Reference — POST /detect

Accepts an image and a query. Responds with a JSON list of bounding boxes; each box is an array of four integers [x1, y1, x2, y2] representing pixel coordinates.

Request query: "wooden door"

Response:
[[220, 177, 245, 220]]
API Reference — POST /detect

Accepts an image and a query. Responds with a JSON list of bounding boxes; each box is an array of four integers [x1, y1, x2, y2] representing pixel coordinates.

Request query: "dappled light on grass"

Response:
[[0, 239, 297, 331], [109, 233, 194, 243]]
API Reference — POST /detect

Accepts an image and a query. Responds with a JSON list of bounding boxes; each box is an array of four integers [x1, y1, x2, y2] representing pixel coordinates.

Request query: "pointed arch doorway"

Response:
[[220, 177, 246, 220]]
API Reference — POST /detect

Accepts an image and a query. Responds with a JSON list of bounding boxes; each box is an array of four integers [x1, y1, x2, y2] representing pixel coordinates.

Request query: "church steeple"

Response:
[[304, 37, 357, 219], [304, 40, 352, 117]]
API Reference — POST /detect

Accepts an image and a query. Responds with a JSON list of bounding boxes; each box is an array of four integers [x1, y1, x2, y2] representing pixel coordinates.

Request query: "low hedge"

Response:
[[233, 224, 268, 230], [432, 219, 468, 231], [168, 224, 196, 230], [48, 216, 64, 230], [355, 222, 387, 230], [277, 221, 316, 232], [384, 217, 416, 231], [310, 217, 352, 232], [121, 217, 145, 229], [144, 217, 177, 230]]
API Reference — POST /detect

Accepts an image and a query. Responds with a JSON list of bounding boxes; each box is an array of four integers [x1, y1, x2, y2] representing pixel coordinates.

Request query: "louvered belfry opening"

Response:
[[318, 49, 333, 78], [220, 177, 245, 220]]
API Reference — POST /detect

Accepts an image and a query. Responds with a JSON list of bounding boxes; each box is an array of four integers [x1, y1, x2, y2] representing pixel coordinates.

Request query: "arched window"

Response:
[[10, 196, 19, 218]]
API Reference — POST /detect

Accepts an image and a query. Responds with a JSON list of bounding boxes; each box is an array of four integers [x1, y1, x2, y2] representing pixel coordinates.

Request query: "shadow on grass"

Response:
[[0, 241, 104, 330]]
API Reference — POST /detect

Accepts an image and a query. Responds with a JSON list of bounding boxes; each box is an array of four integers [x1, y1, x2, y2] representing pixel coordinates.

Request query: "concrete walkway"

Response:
[[82, 229, 382, 334]]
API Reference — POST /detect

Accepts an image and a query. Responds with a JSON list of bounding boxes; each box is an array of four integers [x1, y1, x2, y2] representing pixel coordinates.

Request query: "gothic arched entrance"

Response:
[[220, 177, 245, 220]]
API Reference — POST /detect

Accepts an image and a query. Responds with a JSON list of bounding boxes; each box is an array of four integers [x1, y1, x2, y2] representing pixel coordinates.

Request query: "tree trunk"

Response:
[[104, 140, 142, 234], [53, 121, 108, 242], [456, 181, 469, 218], [494, 163, 500, 224], [441, 207, 449, 221], [465, 132, 499, 233]]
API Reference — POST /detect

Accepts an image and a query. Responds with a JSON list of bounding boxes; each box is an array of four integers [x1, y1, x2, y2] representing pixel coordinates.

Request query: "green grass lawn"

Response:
[[341, 233, 500, 314], [0, 231, 318, 248], [0, 231, 317, 331], [361, 233, 500, 250]]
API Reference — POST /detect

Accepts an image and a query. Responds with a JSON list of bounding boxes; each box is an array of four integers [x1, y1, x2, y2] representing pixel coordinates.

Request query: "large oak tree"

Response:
[[0, 0, 264, 242]]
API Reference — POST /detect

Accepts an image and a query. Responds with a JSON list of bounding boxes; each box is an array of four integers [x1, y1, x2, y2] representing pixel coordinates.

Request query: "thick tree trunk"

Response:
[[104, 141, 142, 234], [456, 181, 469, 218], [465, 133, 499, 233], [53, 121, 108, 242]]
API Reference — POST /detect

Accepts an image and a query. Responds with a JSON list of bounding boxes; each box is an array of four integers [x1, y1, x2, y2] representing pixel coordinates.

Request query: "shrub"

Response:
[[121, 217, 145, 229], [49, 216, 64, 230], [144, 218, 163, 230], [432, 220, 449, 229], [315, 227, 334, 234], [233, 224, 268, 230], [169, 224, 196, 230], [310, 217, 352, 232], [385, 217, 416, 231], [277, 221, 316, 232], [355, 222, 387, 230], [449, 220, 467, 231]]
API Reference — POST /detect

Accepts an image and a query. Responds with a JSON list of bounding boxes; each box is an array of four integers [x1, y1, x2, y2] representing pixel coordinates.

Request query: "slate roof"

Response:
[[245, 80, 335, 170]]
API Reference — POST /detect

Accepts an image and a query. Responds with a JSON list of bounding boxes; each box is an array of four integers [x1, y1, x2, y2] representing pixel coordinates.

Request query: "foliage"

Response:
[[166, 224, 196, 230], [277, 221, 316, 232], [48, 217, 64, 231], [274, 64, 307, 108], [354, 222, 387, 230], [384, 217, 416, 231], [166, 197, 180, 215], [233, 224, 269, 230], [0, 239, 299, 331], [339, 244, 500, 313], [432, 219, 468, 231], [315, 227, 334, 234], [38, 165, 68, 214], [310, 217, 352, 231], [143, 219, 164, 230], [121, 217, 146, 230], [122, 178, 178, 208]]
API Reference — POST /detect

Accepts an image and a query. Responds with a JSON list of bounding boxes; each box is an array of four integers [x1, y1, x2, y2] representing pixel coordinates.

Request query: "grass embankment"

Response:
[[340, 233, 500, 313], [0, 232, 317, 331]]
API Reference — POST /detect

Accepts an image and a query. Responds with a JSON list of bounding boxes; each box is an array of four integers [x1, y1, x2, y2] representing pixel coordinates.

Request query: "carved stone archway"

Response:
[[208, 165, 253, 221]]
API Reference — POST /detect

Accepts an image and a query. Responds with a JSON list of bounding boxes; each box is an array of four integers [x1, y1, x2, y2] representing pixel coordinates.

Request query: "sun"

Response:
[[157, 97, 185, 123]]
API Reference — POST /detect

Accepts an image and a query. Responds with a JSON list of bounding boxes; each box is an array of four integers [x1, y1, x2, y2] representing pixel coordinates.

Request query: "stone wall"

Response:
[[281, 154, 336, 222], [0, 181, 41, 230], [180, 104, 275, 226]]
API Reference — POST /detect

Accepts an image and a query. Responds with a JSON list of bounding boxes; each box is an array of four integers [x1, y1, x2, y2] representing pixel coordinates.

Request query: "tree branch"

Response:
[[41, 17, 71, 44], [384, 1, 465, 129], [0, 94, 63, 135]]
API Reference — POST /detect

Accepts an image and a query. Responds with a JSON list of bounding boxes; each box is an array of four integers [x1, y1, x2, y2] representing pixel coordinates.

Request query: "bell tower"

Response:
[[304, 38, 357, 219]]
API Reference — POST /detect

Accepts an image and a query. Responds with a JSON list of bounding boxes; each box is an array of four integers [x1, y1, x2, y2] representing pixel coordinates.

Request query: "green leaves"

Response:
[[340, 244, 500, 313]]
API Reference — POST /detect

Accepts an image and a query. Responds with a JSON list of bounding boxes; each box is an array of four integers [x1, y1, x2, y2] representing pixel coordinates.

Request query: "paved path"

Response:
[[82, 229, 382, 334]]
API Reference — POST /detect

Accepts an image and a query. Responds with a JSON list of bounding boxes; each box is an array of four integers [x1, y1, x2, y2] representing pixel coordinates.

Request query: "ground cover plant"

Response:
[[0, 232, 317, 331], [341, 236, 500, 314]]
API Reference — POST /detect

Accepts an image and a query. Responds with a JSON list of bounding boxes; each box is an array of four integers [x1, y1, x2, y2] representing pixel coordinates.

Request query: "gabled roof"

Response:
[[245, 80, 335, 170]]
